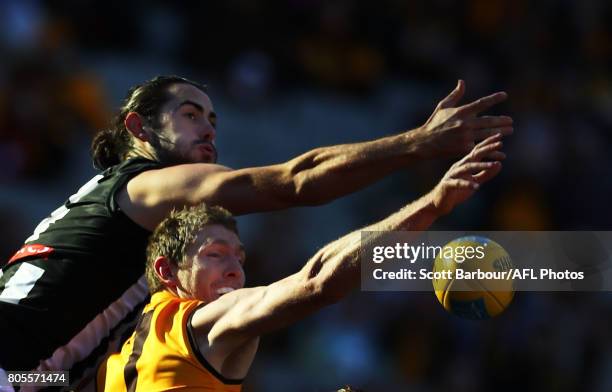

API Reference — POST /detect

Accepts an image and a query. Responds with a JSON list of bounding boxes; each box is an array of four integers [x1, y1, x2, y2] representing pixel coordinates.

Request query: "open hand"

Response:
[[413, 80, 513, 159], [429, 133, 505, 215]]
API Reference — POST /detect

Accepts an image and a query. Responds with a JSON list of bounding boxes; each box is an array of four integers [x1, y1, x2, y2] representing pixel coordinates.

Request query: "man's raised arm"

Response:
[[192, 134, 504, 361], [120, 81, 511, 230]]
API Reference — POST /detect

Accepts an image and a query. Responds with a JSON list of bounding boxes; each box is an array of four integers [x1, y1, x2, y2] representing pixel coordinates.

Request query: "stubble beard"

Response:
[[147, 128, 218, 166]]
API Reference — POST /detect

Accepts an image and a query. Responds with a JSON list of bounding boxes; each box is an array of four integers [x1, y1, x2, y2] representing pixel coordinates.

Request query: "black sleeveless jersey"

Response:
[[0, 157, 162, 370]]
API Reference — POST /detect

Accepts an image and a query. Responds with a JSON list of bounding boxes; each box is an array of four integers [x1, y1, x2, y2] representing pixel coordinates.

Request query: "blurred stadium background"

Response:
[[1, 1, 612, 391]]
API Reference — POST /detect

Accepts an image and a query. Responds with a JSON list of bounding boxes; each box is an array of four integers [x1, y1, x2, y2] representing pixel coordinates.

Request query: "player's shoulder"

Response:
[[150, 291, 204, 325], [110, 156, 164, 175]]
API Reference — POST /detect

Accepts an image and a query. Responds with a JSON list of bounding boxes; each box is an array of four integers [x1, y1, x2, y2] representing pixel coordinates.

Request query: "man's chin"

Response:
[[191, 150, 217, 164]]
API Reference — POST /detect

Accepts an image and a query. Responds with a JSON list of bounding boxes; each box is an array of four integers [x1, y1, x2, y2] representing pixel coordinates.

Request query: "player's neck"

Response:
[[126, 141, 159, 163]]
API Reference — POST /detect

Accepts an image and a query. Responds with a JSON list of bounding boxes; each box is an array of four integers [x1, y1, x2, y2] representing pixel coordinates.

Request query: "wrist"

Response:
[[398, 191, 443, 220], [404, 127, 432, 162], [391, 192, 443, 232], [420, 191, 444, 217]]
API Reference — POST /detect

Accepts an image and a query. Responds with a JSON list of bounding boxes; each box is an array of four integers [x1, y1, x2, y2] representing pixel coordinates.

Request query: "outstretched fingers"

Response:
[[437, 80, 466, 109], [453, 161, 500, 177], [484, 150, 507, 161], [477, 132, 504, 146], [468, 115, 514, 139], [460, 133, 503, 162], [474, 126, 513, 140], [459, 134, 505, 183], [471, 141, 504, 161], [450, 160, 502, 186], [445, 178, 479, 190], [457, 91, 508, 116], [469, 115, 513, 129], [472, 162, 503, 184]]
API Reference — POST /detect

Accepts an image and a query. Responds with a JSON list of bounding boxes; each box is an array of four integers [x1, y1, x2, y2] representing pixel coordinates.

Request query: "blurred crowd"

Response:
[[1, 1, 611, 391]]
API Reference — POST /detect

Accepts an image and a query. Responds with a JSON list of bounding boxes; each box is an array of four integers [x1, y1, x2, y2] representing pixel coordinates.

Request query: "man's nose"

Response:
[[202, 122, 216, 143], [224, 260, 243, 280]]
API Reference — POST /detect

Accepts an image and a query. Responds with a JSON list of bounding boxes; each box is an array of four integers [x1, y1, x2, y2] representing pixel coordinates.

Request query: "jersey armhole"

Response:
[[185, 304, 244, 385], [106, 159, 160, 215]]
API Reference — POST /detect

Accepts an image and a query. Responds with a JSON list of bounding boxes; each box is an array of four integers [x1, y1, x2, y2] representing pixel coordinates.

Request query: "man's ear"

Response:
[[125, 112, 149, 141], [154, 256, 178, 289]]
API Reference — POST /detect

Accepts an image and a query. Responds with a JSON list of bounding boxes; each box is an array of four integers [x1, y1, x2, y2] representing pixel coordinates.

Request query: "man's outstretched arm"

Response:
[[192, 134, 505, 361], [121, 82, 511, 230]]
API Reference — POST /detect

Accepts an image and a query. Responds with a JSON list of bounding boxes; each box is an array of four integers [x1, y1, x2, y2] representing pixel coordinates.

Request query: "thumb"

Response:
[[438, 79, 465, 109]]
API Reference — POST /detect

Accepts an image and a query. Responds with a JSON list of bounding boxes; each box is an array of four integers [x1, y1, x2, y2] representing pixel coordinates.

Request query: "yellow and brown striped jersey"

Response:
[[97, 291, 243, 391]]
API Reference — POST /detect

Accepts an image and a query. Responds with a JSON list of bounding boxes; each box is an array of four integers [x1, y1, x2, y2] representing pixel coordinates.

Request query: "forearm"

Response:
[[306, 193, 440, 301], [129, 127, 433, 220], [287, 130, 425, 205], [306, 132, 507, 298], [154, 129, 429, 216], [208, 195, 440, 342], [203, 135, 503, 349]]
